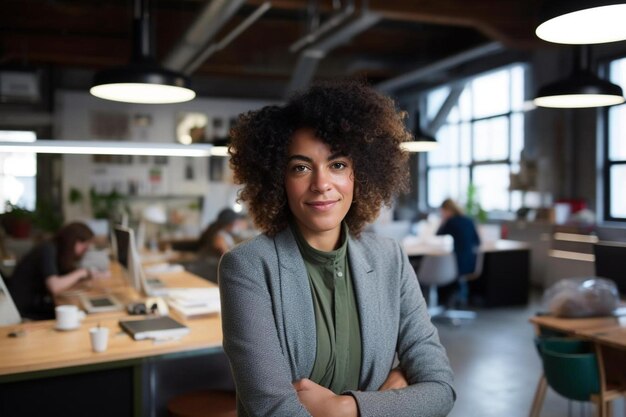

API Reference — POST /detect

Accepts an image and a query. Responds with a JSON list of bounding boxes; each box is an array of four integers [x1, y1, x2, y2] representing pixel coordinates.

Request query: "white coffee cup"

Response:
[[89, 326, 109, 353], [55, 305, 85, 330]]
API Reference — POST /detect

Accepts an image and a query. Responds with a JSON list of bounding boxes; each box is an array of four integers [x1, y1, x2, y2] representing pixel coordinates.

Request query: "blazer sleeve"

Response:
[[348, 241, 456, 417], [219, 248, 312, 417]]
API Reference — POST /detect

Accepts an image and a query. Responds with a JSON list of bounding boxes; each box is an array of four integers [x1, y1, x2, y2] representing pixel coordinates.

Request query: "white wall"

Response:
[[55, 91, 276, 234]]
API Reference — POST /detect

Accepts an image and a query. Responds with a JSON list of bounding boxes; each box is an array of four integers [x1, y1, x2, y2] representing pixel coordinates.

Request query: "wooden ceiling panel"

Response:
[[0, 0, 543, 98]]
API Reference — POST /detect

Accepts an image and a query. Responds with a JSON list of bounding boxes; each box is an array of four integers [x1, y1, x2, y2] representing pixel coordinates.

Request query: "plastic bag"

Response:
[[542, 277, 619, 318]]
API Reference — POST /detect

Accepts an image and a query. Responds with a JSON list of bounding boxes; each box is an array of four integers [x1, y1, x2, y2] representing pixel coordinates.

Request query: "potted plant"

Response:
[[1, 202, 34, 238]]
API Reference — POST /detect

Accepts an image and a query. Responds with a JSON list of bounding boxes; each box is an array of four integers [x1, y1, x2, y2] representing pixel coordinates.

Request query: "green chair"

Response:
[[529, 337, 625, 417]]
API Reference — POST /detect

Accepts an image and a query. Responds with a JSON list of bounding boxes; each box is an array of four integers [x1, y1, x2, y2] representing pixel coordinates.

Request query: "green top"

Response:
[[292, 223, 362, 394]]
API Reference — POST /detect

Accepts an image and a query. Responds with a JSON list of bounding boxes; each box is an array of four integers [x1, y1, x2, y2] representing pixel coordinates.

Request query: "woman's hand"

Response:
[[293, 378, 357, 417], [379, 367, 409, 391], [90, 269, 111, 280]]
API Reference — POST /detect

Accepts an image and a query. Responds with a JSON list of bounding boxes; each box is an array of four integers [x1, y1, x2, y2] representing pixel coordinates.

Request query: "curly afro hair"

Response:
[[229, 80, 411, 237]]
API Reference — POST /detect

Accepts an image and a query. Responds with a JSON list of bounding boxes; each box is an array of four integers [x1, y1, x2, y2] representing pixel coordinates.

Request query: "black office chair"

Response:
[[594, 241, 626, 295]]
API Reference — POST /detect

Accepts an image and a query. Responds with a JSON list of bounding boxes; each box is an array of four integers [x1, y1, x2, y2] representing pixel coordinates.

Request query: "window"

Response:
[[425, 64, 526, 212], [606, 58, 626, 221], [0, 131, 37, 212]]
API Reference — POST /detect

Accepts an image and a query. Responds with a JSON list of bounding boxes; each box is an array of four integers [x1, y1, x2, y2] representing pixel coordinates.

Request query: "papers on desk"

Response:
[[144, 262, 184, 275], [166, 287, 221, 318]]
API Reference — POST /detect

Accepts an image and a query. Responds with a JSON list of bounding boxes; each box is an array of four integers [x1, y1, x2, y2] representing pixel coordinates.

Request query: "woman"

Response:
[[9, 222, 107, 320], [436, 198, 481, 306], [198, 208, 246, 257], [219, 81, 455, 417]]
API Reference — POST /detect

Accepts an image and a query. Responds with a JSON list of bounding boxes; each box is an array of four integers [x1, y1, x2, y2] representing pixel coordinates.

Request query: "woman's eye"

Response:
[[292, 165, 309, 173], [331, 162, 347, 170]]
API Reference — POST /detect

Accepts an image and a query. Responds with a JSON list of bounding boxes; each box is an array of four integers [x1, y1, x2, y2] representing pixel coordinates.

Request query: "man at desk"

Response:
[[8, 222, 109, 320], [437, 198, 481, 306]]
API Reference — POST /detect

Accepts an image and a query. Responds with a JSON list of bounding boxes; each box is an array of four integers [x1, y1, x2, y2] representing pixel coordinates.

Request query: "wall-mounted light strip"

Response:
[[0, 140, 213, 157]]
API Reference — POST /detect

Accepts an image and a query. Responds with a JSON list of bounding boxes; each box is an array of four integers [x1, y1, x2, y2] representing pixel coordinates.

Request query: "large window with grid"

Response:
[[605, 58, 626, 221], [425, 64, 526, 212]]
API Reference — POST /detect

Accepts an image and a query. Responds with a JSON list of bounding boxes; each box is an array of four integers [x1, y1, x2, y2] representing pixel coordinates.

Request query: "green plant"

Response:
[[68, 187, 84, 205], [34, 199, 63, 233], [1, 202, 34, 238], [465, 184, 488, 223], [3, 202, 34, 219], [89, 188, 128, 220]]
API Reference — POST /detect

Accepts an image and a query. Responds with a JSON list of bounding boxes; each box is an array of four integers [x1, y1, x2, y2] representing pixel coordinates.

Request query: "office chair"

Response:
[[441, 249, 483, 321], [594, 241, 626, 295], [417, 253, 458, 317], [529, 337, 626, 417]]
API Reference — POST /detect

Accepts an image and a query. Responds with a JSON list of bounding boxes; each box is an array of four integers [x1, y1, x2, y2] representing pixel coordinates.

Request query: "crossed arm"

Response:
[[294, 368, 408, 417]]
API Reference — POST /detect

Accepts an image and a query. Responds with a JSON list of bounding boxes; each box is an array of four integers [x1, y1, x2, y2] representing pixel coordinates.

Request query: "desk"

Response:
[[405, 239, 531, 307], [0, 266, 226, 417], [530, 315, 626, 389]]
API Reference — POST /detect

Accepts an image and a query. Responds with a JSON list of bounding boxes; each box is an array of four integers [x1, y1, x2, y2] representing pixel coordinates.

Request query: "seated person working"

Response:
[[198, 208, 247, 258], [436, 198, 481, 307], [8, 222, 109, 320]]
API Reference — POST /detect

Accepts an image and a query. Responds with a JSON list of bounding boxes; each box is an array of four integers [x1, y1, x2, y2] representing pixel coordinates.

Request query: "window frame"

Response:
[[424, 64, 526, 212], [603, 56, 626, 223]]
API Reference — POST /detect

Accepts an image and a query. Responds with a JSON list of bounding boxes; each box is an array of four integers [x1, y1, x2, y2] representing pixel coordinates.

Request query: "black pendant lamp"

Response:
[[402, 111, 438, 152], [536, 0, 626, 45], [90, 0, 195, 104], [533, 46, 625, 108]]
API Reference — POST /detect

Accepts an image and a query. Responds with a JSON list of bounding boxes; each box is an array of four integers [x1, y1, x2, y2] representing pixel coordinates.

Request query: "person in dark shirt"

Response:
[[8, 222, 108, 320], [436, 198, 481, 306]]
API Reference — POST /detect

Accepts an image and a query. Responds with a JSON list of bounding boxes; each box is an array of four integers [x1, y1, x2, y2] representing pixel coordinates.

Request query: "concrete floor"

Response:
[[435, 297, 625, 417]]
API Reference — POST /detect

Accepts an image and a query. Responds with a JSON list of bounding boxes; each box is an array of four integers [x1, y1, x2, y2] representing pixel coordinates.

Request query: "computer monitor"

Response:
[[0, 272, 21, 326], [594, 241, 626, 295], [113, 226, 143, 292]]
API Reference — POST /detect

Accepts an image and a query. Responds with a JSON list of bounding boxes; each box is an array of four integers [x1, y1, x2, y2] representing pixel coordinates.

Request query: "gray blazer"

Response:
[[219, 227, 455, 417]]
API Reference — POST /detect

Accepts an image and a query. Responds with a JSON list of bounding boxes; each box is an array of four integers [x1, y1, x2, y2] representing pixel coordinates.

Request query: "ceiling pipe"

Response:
[[163, 0, 247, 72], [286, 1, 380, 95], [376, 42, 504, 93], [289, 0, 356, 53], [183, 2, 272, 75]]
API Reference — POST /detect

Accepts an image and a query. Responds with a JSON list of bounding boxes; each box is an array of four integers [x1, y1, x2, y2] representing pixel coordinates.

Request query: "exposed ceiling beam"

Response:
[[426, 85, 464, 134], [286, 11, 382, 95], [162, 0, 246, 71], [376, 42, 504, 93], [249, 0, 541, 48]]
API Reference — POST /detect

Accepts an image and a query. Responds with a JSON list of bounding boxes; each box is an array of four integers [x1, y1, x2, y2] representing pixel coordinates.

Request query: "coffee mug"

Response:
[[89, 326, 109, 352], [55, 305, 85, 330]]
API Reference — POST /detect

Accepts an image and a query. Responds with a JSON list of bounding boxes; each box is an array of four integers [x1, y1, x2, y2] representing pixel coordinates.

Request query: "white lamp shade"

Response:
[[536, 3, 626, 44]]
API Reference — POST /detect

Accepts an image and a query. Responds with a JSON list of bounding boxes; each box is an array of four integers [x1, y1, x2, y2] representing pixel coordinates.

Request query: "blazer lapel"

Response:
[[347, 235, 379, 387], [274, 228, 316, 379]]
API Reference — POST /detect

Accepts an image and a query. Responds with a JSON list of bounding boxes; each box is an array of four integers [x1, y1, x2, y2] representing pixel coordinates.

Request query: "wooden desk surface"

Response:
[[404, 239, 529, 257], [529, 315, 626, 349], [0, 266, 222, 377]]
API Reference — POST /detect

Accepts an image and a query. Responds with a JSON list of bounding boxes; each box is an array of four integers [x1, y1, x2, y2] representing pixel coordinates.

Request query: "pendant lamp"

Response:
[[90, 0, 195, 104], [402, 111, 438, 152], [536, 0, 626, 44], [533, 46, 625, 108]]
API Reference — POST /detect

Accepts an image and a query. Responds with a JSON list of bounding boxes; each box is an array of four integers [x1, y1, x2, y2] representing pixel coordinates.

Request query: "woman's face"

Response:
[[74, 239, 91, 258], [285, 129, 354, 244]]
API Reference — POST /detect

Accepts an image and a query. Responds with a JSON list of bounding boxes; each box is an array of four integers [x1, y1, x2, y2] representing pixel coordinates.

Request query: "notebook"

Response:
[[80, 294, 124, 313], [119, 316, 190, 341]]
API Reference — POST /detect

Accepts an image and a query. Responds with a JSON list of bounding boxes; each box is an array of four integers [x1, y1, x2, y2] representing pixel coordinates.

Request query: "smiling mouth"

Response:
[[306, 200, 338, 211]]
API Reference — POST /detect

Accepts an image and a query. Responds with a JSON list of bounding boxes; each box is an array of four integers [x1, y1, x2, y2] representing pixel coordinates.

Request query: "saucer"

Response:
[[55, 324, 80, 331]]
